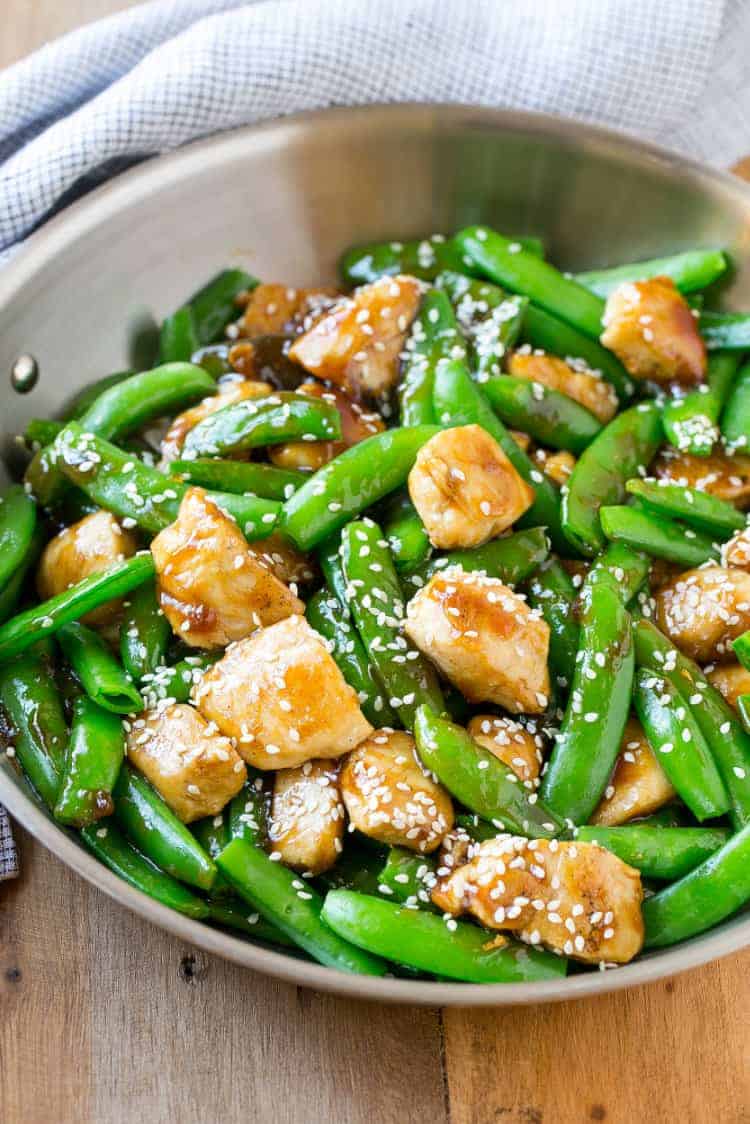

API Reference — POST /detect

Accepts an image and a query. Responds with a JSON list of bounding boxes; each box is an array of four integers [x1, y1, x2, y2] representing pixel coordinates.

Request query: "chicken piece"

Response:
[[159, 379, 272, 465], [437, 827, 482, 878], [466, 715, 544, 789], [432, 835, 644, 964], [288, 275, 421, 397], [340, 730, 453, 853], [532, 448, 576, 487], [245, 531, 316, 587], [590, 717, 675, 826], [707, 663, 750, 711], [654, 448, 750, 509], [193, 615, 372, 769], [600, 276, 706, 386], [151, 488, 302, 649], [268, 760, 345, 874], [36, 510, 137, 628], [722, 526, 750, 568], [269, 380, 384, 472], [405, 567, 551, 713], [655, 565, 750, 663], [126, 703, 246, 823], [239, 283, 338, 338], [407, 424, 534, 550], [227, 341, 257, 378], [508, 351, 618, 423]]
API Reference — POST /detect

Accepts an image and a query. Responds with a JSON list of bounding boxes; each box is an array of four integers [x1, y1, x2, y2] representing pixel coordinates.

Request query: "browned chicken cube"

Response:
[[340, 730, 453, 853], [405, 568, 551, 713], [600, 276, 706, 386], [431, 835, 644, 964], [268, 760, 345, 874], [37, 510, 138, 627], [407, 424, 534, 550], [126, 703, 246, 823], [508, 351, 618, 423], [151, 488, 303, 648], [655, 565, 750, 663], [590, 717, 675, 826], [288, 275, 421, 397], [532, 448, 576, 488], [193, 615, 372, 769], [159, 379, 272, 465], [722, 526, 750, 568], [707, 663, 750, 711], [245, 530, 316, 588], [238, 283, 338, 337], [269, 380, 384, 472], [466, 715, 544, 788], [654, 448, 750, 509]]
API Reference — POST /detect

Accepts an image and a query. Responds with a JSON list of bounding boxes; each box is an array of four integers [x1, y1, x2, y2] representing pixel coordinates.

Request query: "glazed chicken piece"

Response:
[[193, 614, 372, 769], [432, 835, 644, 964], [340, 729, 454, 853], [269, 380, 384, 472], [238, 283, 338, 338], [507, 351, 618, 423], [37, 510, 137, 627], [722, 527, 750, 568], [407, 424, 534, 550], [288, 275, 422, 397], [655, 565, 750, 663], [654, 448, 750, 509], [590, 717, 675, 826], [126, 703, 246, 823], [600, 276, 706, 386], [159, 378, 272, 465], [268, 760, 345, 874], [466, 715, 544, 789], [532, 448, 576, 488], [151, 488, 303, 648], [245, 530, 316, 588], [404, 567, 551, 714], [706, 663, 750, 711]]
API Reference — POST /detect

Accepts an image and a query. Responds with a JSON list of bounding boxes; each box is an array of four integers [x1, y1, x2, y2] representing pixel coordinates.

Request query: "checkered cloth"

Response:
[[0, 0, 748, 873]]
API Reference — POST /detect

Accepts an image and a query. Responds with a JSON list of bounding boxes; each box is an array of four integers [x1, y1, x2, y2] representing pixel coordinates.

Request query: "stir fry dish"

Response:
[[4, 228, 750, 985]]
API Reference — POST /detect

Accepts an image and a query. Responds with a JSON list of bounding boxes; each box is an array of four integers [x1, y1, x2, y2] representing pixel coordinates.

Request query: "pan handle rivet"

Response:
[[10, 354, 39, 394]]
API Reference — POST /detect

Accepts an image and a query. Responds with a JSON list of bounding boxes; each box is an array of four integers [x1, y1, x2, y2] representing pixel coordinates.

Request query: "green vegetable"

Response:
[[182, 268, 257, 344], [381, 490, 431, 572], [403, 527, 549, 596], [527, 560, 580, 683], [0, 524, 45, 626], [576, 249, 727, 297], [159, 306, 200, 363], [0, 647, 67, 808], [54, 696, 124, 826], [169, 458, 305, 501], [599, 505, 719, 567], [587, 541, 650, 604], [436, 271, 527, 381], [339, 235, 467, 286], [721, 361, 750, 451], [24, 419, 63, 449], [577, 825, 730, 881], [63, 370, 134, 421], [182, 391, 341, 459], [228, 774, 269, 846], [58, 621, 143, 714], [207, 898, 295, 946], [521, 304, 633, 402], [399, 289, 462, 426], [120, 582, 171, 683], [663, 352, 740, 456], [379, 847, 438, 908], [140, 653, 220, 708], [700, 310, 750, 351], [482, 374, 602, 454], [0, 484, 37, 592], [625, 478, 744, 538]]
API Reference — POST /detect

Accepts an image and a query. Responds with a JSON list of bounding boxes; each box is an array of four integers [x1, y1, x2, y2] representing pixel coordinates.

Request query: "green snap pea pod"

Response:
[[58, 622, 143, 714], [63, 370, 134, 421], [379, 847, 438, 909], [625, 478, 744, 538], [306, 589, 396, 727], [737, 693, 750, 736], [720, 361, 750, 451], [381, 490, 431, 572], [318, 843, 390, 896], [432, 358, 568, 554], [588, 541, 650, 604], [216, 838, 387, 975], [403, 527, 549, 597], [113, 763, 217, 890], [0, 554, 154, 664], [281, 425, 440, 552], [415, 707, 562, 838], [662, 351, 741, 456], [52, 424, 279, 538], [632, 806, 686, 828], [527, 560, 580, 683], [0, 647, 67, 808], [634, 619, 750, 828], [191, 343, 233, 378], [0, 523, 45, 626], [228, 773, 269, 846], [339, 235, 469, 286], [540, 578, 634, 825], [0, 484, 37, 592], [340, 520, 444, 727], [436, 271, 527, 381], [733, 630, 750, 671], [191, 812, 233, 897], [633, 669, 729, 821], [169, 458, 305, 501], [455, 813, 504, 842], [599, 505, 719, 567], [318, 532, 350, 607], [182, 392, 341, 459], [455, 225, 604, 340], [577, 825, 730, 881], [576, 249, 727, 297], [158, 306, 200, 363], [54, 696, 124, 826], [321, 890, 566, 983], [81, 821, 210, 919], [140, 653, 220, 707], [482, 374, 602, 454], [642, 820, 750, 948], [24, 418, 64, 448], [399, 289, 462, 426], [699, 310, 750, 351], [207, 899, 295, 946], [183, 268, 257, 344], [561, 402, 662, 556], [120, 582, 170, 683], [521, 304, 634, 402]]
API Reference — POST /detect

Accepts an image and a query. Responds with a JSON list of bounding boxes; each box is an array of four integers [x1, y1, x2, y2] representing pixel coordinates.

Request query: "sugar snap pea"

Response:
[[577, 825, 730, 881], [207, 899, 295, 946], [527, 559, 580, 683], [436, 271, 527, 381], [54, 696, 124, 826], [521, 304, 633, 402], [182, 391, 341, 459], [340, 235, 467, 286], [0, 646, 67, 808], [159, 306, 200, 363], [183, 268, 257, 344], [140, 653, 220, 708], [587, 541, 650, 605], [169, 457, 305, 501], [0, 523, 45, 626], [720, 360, 750, 451], [482, 374, 602, 454], [599, 505, 720, 567], [662, 351, 741, 456], [626, 478, 744, 538], [120, 582, 171, 683], [576, 248, 727, 297], [379, 847, 438, 909], [381, 490, 431, 572], [399, 289, 462, 426], [63, 370, 134, 421], [0, 484, 37, 592], [228, 774, 269, 846], [402, 527, 549, 596], [58, 621, 143, 714], [699, 310, 750, 351]]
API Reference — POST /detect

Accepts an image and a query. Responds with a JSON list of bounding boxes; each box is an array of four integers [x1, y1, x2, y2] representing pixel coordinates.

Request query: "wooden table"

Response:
[[1, 5, 749, 1122]]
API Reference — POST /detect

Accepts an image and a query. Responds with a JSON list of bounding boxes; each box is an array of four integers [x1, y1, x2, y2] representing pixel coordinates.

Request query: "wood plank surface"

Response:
[[1, 4, 749, 1123]]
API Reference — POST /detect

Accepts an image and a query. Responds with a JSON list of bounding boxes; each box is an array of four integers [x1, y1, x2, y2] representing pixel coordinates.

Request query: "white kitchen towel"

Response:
[[0, 0, 747, 873]]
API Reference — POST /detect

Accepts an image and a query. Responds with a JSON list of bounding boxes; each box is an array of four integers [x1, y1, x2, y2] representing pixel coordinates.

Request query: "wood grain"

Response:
[[2, 4, 750, 1123]]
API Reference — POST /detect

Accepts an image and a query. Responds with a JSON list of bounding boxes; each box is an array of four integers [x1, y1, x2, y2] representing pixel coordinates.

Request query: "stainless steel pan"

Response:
[[1, 104, 749, 1005]]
